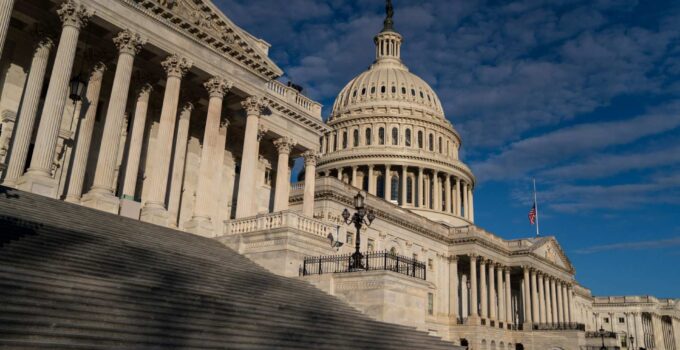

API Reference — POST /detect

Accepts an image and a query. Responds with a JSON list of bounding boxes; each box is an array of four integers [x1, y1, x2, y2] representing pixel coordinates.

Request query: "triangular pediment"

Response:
[[137, 0, 283, 79], [531, 237, 574, 272]]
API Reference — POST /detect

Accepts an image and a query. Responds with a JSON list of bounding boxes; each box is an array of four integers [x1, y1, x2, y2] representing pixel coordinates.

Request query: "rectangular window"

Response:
[[346, 233, 354, 245], [619, 317, 625, 324], [428, 293, 434, 315], [604, 317, 610, 323], [428, 258, 434, 271], [367, 238, 375, 252]]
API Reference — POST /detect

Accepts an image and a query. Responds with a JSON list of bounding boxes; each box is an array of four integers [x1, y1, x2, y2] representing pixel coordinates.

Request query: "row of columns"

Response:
[[455, 254, 514, 325], [0, 0, 319, 233], [522, 266, 574, 325], [327, 164, 474, 221]]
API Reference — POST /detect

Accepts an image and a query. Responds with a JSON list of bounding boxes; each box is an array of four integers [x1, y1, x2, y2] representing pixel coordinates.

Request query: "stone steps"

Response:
[[0, 186, 456, 349]]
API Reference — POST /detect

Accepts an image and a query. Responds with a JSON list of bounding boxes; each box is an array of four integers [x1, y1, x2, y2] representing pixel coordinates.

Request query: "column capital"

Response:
[[203, 76, 233, 98], [34, 36, 55, 53], [273, 137, 296, 155], [303, 150, 319, 166], [257, 124, 268, 142], [241, 96, 268, 115], [495, 262, 503, 269], [161, 54, 193, 78], [113, 29, 146, 55], [448, 255, 459, 262], [179, 101, 194, 119], [135, 82, 153, 97], [479, 257, 487, 266], [88, 61, 107, 80], [469, 253, 478, 260], [504, 266, 511, 273], [57, 0, 93, 29]]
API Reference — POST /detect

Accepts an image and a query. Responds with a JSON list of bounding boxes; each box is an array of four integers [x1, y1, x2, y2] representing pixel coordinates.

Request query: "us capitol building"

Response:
[[0, 0, 677, 349]]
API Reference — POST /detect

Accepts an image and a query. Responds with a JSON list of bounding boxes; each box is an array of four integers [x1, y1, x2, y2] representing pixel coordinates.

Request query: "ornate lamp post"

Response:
[[342, 191, 375, 269], [599, 327, 607, 350]]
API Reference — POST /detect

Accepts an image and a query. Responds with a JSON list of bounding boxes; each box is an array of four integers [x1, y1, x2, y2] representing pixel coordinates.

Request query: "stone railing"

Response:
[[224, 210, 338, 239], [267, 80, 322, 118]]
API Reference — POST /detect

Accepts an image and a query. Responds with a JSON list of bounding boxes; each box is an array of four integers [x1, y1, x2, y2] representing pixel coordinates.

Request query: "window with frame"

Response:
[[353, 129, 359, 147], [604, 317, 610, 323], [333, 134, 337, 151], [428, 258, 434, 271], [391, 175, 399, 201], [367, 238, 375, 252], [391, 127, 398, 145], [342, 131, 348, 149], [405, 129, 411, 147], [378, 127, 385, 145], [438, 137, 443, 153], [619, 317, 625, 324], [429, 134, 434, 151], [418, 131, 423, 148], [428, 293, 434, 315], [365, 128, 372, 145], [346, 232, 354, 245], [376, 175, 385, 198], [406, 177, 413, 204]]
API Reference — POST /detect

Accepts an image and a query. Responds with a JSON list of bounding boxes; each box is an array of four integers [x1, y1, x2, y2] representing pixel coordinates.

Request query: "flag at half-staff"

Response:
[[528, 203, 536, 225], [529, 179, 540, 237]]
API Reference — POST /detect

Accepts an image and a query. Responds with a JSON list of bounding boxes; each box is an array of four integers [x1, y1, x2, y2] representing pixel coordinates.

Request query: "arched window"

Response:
[[371, 86, 376, 94], [376, 175, 385, 198], [353, 129, 359, 147], [361, 88, 366, 95], [391, 175, 399, 201], [438, 137, 443, 153], [342, 131, 348, 149], [392, 86, 396, 93], [446, 140, 450, 155], [365, 128, 372, 146], [381, 85, 386, 93], [333, 133, 338, 151], [418, 131, 423, 148], [429, 134, 434, 151], [389, 247, 397, 255], [378, 127, 385, 145], [402, 87, 406, 94], [353, 90, 357, 97], [406, 177, 413, 204], [405, 129, 412, 147], [411, 89, 416, 96], [391, 127, 398, 145]]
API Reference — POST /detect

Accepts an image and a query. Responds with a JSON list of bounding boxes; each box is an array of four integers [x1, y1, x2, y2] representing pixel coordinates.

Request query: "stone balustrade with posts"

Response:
[[223, 210, 338, 238]]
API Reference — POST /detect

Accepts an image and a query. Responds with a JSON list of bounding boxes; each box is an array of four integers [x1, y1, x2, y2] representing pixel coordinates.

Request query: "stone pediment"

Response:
[[133, 0, 283, 79], [531, 237, 574, 272]]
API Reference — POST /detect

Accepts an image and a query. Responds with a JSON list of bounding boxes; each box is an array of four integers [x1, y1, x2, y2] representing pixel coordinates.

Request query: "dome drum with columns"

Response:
[[318, 8, 475, 226]]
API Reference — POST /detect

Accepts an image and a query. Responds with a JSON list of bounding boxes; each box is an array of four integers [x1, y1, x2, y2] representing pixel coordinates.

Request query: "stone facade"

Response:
[[0, 1, 677, 350]]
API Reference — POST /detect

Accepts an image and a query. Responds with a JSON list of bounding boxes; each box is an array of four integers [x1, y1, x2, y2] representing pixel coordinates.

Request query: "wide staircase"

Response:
[[0, 186, 457, 349]]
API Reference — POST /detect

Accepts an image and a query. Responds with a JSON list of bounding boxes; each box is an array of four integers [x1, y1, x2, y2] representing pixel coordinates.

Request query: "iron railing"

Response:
[[300, 250, 427, 280], [533, 323, 586, 331]]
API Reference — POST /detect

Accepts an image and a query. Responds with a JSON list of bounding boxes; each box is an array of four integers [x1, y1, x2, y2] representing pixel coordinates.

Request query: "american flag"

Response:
[[528, 203, 537, 225]]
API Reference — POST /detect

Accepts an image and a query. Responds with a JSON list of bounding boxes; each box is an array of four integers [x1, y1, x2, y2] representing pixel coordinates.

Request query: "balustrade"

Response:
[[224, 210, 337, 238]]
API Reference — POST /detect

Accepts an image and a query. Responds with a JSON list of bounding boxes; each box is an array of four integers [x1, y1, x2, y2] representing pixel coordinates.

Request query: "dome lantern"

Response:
[[374, 0, 402, 64]]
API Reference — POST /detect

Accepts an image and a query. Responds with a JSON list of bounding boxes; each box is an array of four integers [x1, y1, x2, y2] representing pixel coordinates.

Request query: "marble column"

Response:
[[550, 278, 558, 324], [634, 312, 645, 349], [531, 269, 539, 323], [538, 273, 546, 323], [384, 164, 391, 200], [449, 255, 459, 321], [417, 167, 424, 208], [505, 268, 512, 324], [63, 62, 107, 202], [489, 262, 496, 320], [18, 1, 93, 197], [140, 54, 192, 225], [544, 276, 553, 324], [82, 29, 146, 213], [0, 0, 16, 60], [469, 186, 475, 221], [235, 96, 267, 218], [556, 281, 564, 324], [455, 178, 461, 216], [445, 175, 452, 213], [566, 285, 576, 323], [3, 37, 55, 187], [561, 283, 569, 324], [523, 266, 532, 324], [185, 77, 231, 235], [469, 254, 478, 318], [167, 102, 193, 227], [463, 182, 470, 219], [273, 137, 295, 212], [368, 165, 375, 195], [400, 166, 407, 205], [302, 151, 318, 217], [121, 84, 152, 200], [351, 166, 358, 187], [337, 168, 343, 180], [480, 258, 488, 319], [496, 264, 504, 323]]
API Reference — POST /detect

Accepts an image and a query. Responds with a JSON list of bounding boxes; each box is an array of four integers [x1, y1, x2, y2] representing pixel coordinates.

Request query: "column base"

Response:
[[184, 216, 215, 237], [16, 171, 58, 198], [119, 198, 142, 220], [81, 190, 120, 214], [64, 195, 81, 204], [140, 203, 170, 226]]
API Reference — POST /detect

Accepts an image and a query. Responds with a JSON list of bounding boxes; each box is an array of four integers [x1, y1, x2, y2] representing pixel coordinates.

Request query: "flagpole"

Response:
[[533, 178, 540, 237]]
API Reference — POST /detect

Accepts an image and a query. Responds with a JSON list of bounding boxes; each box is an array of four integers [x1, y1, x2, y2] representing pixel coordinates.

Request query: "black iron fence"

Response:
[[532, 322, 586, 331], [300, 250, 427, 280]]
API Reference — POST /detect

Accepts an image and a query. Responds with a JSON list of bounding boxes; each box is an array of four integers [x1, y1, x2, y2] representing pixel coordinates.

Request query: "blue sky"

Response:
[[215, 0, 680, 297]]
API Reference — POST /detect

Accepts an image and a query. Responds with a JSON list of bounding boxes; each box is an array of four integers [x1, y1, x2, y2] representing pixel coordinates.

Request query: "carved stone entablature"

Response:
[[262, 96, 328, 134], [126, 0, 281, 79], [58, 0, 94, 29]]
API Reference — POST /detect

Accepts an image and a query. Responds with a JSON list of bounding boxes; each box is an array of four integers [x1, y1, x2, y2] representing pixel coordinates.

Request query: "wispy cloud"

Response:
[[575, 237, 680, 254]]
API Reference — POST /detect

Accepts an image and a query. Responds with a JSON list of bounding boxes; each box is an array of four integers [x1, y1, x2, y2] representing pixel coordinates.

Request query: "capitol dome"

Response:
[[317, 4, 476, 226]]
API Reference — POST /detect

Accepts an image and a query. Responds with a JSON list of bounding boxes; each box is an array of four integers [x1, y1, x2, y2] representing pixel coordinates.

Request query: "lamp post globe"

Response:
[[342, 191, 375, 270]]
